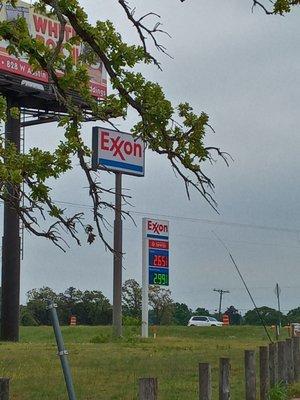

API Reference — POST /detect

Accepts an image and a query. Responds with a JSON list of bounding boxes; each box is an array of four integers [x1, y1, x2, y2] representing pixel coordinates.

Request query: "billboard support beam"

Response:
[[113, 172, 122, 337], [1, 95, 21, 341]]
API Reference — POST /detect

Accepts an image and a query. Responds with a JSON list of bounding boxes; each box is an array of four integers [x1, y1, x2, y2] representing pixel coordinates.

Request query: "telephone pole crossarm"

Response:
[[213, 288, 230, 321]]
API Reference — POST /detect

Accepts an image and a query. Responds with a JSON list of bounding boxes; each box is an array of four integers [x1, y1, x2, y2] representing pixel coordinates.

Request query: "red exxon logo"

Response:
[[147, 220, 168, 235], [100, 131, 142, 161]]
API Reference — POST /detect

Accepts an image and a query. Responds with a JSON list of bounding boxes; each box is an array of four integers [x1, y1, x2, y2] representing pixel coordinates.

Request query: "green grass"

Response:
[[0, 325, 289, 399]]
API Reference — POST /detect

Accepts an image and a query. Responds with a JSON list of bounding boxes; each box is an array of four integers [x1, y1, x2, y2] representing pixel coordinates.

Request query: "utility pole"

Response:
[[113, 172, 122, 337], [213, 288, 230, 321], [1, 96, 21, 341], [275, 283, 281, 338]]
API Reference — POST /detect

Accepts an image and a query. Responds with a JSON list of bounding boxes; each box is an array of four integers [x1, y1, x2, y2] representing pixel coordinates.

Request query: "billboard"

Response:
[[92, 127, 145, 176], [0, 1, 107, 99], [143, 219, 169, 286]]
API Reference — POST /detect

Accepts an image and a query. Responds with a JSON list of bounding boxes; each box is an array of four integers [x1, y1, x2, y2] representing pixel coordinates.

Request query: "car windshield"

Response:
[[208, 317, 217, 321]]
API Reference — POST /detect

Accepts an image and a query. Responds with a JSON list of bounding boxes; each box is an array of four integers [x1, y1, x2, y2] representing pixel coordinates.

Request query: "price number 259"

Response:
[[153, 273, 168, 285]]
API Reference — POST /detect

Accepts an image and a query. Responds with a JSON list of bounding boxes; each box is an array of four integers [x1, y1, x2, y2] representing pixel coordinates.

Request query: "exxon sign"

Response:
[[92, 127, 145, 176], [146, 220, 169, 238]]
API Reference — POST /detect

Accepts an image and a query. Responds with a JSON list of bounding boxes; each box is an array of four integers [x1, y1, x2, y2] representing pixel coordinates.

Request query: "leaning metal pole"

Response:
[[113, 172, 123, 337], [48, 302, 77, 400], [1, 96, 21, 341]]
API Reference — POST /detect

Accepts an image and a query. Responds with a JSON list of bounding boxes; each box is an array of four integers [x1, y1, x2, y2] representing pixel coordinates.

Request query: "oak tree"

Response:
[[0, 0, 295, 250], [0, 0, 231, 250]]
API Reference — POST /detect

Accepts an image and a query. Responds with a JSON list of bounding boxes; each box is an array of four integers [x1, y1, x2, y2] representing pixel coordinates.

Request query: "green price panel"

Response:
[[149, 268, 169, 286]]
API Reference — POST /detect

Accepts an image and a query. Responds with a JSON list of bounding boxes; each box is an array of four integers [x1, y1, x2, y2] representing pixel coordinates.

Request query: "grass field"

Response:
[[0, 325, 294, 400]]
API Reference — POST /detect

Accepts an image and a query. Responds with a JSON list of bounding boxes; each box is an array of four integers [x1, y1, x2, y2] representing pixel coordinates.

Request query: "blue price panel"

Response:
[[149, 249, 169, 268], [149, 267, 169, 286]]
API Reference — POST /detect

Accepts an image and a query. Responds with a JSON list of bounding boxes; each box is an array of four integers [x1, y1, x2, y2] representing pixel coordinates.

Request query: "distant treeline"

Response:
[[14, 280, 300, 326]]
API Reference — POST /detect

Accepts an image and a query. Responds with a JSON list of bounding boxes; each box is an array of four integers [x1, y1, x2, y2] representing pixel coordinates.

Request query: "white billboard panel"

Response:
[[0, 1, 107, 99]]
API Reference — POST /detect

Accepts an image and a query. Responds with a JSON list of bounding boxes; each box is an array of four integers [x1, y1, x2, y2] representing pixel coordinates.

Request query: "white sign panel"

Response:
[[144, 219, 169, 239], [141, 218, 169, 337], [92, 127, 145, 176]]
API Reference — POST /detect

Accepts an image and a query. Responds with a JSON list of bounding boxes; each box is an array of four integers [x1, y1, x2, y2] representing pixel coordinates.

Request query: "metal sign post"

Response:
[[142, 219, 169, 338], [48, 302, 77, 400], [92, 127, 145, 337]]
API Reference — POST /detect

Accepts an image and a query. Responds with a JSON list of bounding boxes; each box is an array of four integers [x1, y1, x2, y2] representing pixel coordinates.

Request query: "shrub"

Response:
[[268, 382, 289, 400], [123, 316, 141, 326]]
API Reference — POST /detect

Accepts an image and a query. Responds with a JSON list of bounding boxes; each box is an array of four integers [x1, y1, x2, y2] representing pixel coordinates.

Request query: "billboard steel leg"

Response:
[[1, 96, 21, 342], [113, 172, 122, 337]]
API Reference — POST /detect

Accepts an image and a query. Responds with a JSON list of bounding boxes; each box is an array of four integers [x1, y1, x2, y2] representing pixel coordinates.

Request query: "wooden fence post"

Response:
[[0, 378, 9, 400], [139, 378, 158, 400], [199, 363, 212, 400], [286, 338, 294, 384], [245, 350, 256, 400], [269, 342, 278, 387], [293, 337, 300, 382], [219, 358, 230, 400], [260, 346, 269, 400], [278, 341, 287, 384]]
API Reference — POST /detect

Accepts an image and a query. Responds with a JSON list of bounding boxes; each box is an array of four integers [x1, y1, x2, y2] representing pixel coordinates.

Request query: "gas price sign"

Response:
[[143, 219, 169, 286]]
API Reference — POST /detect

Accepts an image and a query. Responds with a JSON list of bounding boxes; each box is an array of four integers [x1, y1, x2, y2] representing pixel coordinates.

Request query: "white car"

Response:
[[187, 316, 223, 327]]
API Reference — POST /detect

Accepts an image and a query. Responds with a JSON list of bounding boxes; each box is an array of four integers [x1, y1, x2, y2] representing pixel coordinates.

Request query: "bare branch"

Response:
[[118, 0, 172, 68]]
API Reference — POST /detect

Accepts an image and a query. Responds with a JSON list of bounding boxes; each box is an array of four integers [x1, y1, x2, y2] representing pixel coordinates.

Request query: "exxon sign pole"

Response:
[[142, 219, 169, 338], [92, 127, 144, 337]]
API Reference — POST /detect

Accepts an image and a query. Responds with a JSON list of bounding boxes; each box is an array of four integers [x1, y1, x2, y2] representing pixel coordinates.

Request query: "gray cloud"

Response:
[[4, 0, 300, 315]]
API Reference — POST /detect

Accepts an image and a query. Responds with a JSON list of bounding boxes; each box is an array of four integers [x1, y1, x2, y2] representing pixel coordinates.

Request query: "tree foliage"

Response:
[[181, 0, 300, 15], [21, 284, 300, 327], [244, 306, 282, 326], [193, 307, 211, 317], [24, 286, 112, 325], [148, 285, 174, 325], [122, 279, 174, 325], [173, 302, 192, 325], [0, 0, 233, 250], [122, 278, 142, 319], [286, 307, 300, 323], [224, 305, 242, 325]]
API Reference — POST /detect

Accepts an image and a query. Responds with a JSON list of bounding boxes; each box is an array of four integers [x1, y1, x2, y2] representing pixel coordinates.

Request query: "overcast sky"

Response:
[[4, 0, 300, 315]]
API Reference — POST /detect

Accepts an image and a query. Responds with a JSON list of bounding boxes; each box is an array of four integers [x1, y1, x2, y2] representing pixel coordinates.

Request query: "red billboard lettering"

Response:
[[124, 141, 132, 155], [111, 136, 125, 160], [99, 131, 142, 160], [33, 15, 76, 41], [101, 131, 110, 151], [48, 20, 59, 38], [33, 15, 47, 34]]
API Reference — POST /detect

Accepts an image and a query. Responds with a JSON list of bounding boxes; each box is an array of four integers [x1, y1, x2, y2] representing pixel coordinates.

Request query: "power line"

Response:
[[51, 199, 300, 235], [212, 231, 273, 342]]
